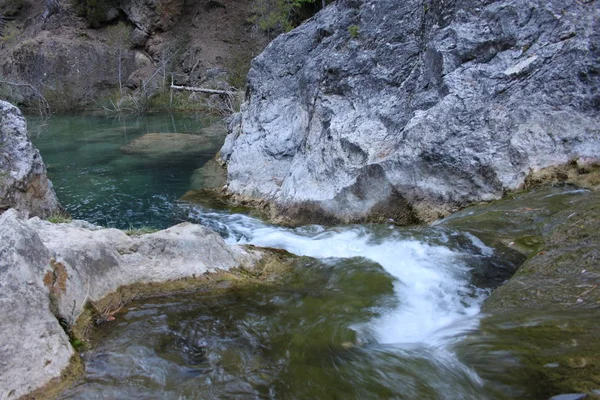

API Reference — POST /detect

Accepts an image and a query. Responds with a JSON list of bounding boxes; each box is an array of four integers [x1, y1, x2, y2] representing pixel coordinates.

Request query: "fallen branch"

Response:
[[170, 84, 234, 95]]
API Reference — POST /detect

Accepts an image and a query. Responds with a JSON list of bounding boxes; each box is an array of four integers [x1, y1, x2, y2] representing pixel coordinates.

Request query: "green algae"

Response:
[[441, 184, 600, 397], [481, 190, 600, 313], [461, 310, 600, 399], [19, 355, 84, 400]]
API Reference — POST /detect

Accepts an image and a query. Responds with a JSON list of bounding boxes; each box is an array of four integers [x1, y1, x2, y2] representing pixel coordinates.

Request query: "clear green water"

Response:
[[28, 113, 225, 229]]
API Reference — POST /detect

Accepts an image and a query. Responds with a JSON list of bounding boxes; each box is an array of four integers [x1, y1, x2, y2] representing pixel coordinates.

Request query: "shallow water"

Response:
[[64, 216, 511, 399], [29, 113, 224, 229], [32, 115, 597, 399]]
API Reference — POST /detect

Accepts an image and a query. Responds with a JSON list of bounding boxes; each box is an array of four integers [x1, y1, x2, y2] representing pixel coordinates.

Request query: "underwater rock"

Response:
[[120, 132, 218, 158], [190, 158, 228, 190]]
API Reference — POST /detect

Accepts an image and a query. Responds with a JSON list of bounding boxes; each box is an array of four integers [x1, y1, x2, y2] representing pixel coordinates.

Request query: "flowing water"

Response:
[[63, 215, 511, 399], [28, 115, 597, 399]]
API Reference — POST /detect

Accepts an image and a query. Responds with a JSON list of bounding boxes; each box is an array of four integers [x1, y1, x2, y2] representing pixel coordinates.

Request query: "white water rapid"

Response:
[[189, 209, 490, 348]]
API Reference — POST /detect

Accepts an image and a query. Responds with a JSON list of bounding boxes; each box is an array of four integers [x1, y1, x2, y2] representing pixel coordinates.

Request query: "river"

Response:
[[29, 114, 596, 399]]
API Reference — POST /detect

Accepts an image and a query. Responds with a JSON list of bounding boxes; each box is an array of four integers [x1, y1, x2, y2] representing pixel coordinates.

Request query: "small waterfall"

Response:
[[187, 208, 490, 347]]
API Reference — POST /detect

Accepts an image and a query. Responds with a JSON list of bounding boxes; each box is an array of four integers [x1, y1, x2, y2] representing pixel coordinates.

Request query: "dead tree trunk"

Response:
[[169, 84, 234, 95]]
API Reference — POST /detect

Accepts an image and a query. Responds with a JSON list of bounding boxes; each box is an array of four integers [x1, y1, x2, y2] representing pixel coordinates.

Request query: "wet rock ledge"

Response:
[[0, 209, 295, 399]]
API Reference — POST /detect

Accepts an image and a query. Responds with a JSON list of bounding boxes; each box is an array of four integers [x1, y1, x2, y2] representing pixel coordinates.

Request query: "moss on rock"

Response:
[[482, 190, 600, 313], [523, 158, 600, 192], [475, 310, 600, 399], [19, 355, 84, 400]]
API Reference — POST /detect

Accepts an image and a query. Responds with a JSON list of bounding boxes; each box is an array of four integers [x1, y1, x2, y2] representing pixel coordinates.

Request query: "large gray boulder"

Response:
[[23, 212, 257, 329], [221, 0, 600, 224], [0, 101, 61, 217], [0, 210, 73, 400], [0, 209, 259, 398]]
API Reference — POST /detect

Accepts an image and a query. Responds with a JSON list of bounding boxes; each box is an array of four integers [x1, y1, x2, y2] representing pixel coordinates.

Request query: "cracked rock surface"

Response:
[[222, 0, 600, 224]]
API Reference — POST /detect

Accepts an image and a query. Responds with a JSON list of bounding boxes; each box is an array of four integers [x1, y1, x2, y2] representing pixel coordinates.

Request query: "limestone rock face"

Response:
[[0, 208, 259, 398], [0, 210, 73, 400], [0, 101, 61, 217], [222, 0, 600, 224], [24, 215, 257, 328]]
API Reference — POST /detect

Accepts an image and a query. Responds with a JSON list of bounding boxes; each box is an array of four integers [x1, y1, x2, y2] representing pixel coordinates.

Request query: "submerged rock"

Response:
[[221, 0, 600, 225], [190, 157, 228, 190], [120, 132, 218, 158], [0, 101, 61, 217]]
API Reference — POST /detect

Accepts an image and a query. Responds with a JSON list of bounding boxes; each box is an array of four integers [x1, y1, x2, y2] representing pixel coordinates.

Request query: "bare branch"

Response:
[[170, 84, 235, 95]]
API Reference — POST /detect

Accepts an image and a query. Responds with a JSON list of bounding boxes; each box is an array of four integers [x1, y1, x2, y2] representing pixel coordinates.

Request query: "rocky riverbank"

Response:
[[0, 0, 269, 111], [1, 0, 600, 389]]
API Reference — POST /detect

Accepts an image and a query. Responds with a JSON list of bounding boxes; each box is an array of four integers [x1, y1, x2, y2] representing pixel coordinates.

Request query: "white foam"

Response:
[[187, 208, 487, 347]]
